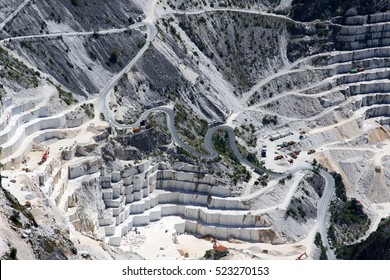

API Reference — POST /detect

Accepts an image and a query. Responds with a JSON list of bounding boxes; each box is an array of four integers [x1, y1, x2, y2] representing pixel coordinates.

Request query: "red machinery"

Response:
[[295, 252, 308, 260], [38, 148, 49, 165]]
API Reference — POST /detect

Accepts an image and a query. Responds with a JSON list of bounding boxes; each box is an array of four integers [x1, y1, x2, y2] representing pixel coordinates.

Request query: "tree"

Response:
[[109, 50, 120, 64], [10, 247, 17, 260], [71, 0, 80, 6], [314, 232, 322, 247]]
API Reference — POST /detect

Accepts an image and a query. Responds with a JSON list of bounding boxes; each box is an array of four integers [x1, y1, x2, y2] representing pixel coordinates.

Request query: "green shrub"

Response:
[[262, 115, 278, 125], [10, 247, 17, 260], [109, 50, 120, 64], [71, 0, 80, 6]]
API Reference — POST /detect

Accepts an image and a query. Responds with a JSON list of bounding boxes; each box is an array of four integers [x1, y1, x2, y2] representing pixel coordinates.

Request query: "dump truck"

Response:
[[133, 127, 141, 133]]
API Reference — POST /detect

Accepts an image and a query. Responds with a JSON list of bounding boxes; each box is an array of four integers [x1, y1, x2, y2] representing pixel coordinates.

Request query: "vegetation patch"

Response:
[[80, 103, 95, 118], [1, 186, 38, 228], [314, 232, 328, 260], [0, 47, 40, 91], [336, 217, 390, 260], [71, 0, 81, 7], [47, 79, 78, 106], [262, 114, 278, 126], [328, 173, 370, 256], [3, 247, 18, 260], [212, 129, 237, 163], [57, 86, 78, 105], [174, 103, 208, 154], [212, 129, 251, 184]]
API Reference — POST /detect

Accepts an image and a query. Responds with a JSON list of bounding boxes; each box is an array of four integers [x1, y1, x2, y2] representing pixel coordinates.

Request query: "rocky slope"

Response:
[[1, 0, 390, 260], [336, 217, 390, 259], [1, 0, 146, 98], [0, 183, 77, 260], [1, 0, 142, 36], [6, 32, 145, 97]]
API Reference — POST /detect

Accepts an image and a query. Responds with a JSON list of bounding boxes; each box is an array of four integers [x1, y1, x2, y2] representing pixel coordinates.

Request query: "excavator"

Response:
[[211, 239, 228, 258], [295, 252, 308, 260], [38, 148, 49, 165]]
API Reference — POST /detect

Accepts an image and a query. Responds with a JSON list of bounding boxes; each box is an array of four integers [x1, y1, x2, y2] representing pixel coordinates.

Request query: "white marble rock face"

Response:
[[93, 163, 277, 247]]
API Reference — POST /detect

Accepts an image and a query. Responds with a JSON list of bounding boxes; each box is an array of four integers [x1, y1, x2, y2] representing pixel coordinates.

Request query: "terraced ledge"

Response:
[[0, 105, 93, 168], [105, 205, 280, 247], [337, 12, 390, 25], [0, 98, 37, 130], [248, 46, 390, 106], [73, 161, 284, 247]]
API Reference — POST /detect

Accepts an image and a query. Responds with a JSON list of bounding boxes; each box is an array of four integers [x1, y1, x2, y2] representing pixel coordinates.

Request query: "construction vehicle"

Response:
[[358, 66, 365, 72], [290, 152, 298, 159], [295, 252, 308, 260], [274, 155, 283, 160], [212, 240, 228, 258], [133, 127, 141, 133], [278, 141, 296, 149], [350, 68, 358, 74], [38, 148, 49, 165]]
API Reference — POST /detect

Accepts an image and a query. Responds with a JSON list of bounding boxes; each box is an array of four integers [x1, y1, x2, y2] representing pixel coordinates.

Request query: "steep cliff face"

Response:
[[0, 185, 77, 260], [0, 0, 25, 22], [6, 32, 145, 97], [0, 46, 40, 92], [2, 0, 142, 36], [0, 0, 146, 98], [177, 12, 292, 93], [112, 45, 190, 120]]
